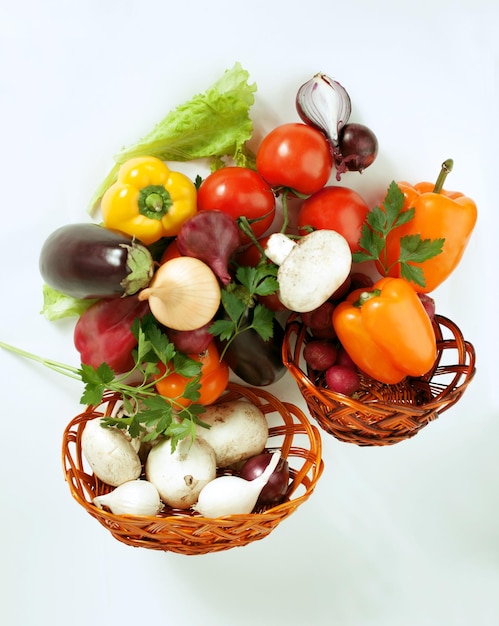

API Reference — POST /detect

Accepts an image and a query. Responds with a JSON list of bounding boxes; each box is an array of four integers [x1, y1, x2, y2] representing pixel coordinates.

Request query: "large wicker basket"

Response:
[[282, 313, 476, 446], [62, 382, 324, 555]]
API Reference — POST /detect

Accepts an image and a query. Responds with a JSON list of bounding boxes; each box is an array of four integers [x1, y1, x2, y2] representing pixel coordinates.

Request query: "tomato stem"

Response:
[[433, 159, 453, 194], [237, 216, 265, 253]]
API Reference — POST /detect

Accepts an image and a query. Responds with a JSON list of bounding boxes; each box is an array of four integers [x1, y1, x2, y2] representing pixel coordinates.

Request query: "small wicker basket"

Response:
[[282, 313, 476, 446], [62, 382, 324, 555]]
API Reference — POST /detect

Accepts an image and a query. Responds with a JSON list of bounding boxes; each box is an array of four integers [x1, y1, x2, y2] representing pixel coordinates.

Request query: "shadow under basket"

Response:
[[62, 382, 324, 555], [282, 314, 476, 446]]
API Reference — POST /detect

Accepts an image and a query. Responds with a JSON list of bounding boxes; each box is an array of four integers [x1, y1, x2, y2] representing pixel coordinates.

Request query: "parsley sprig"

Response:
[[209, 263, 278, 358], [352, 181, 445, 288], [0, 316, 209, 450]]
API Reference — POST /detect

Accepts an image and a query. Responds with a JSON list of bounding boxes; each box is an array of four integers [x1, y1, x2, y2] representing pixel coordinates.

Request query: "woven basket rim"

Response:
[[61, 382, 324, 554], [282, 313, 476, 445]]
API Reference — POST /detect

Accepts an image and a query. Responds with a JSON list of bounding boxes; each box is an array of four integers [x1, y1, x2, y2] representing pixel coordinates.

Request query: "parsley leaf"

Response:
[[352, 181, 444, 288], [210, 261, 278, 358]]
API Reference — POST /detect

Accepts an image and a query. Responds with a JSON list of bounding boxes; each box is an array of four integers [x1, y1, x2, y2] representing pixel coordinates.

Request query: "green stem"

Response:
[[353, 288, 381, 307], [0, 341, 81, 380], [237, 216, 265, 253], [433, 159, 453, 193], [138, 185, 172, 219]]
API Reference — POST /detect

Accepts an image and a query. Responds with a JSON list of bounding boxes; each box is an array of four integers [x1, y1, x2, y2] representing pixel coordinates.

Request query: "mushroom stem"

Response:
[[264, 232, 297, 265]]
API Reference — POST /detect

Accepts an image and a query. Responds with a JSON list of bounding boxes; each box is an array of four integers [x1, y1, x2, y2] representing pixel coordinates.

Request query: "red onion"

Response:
[[176, 210, 240, 285], [296, 73, 352, 147], [239, 452, 290, 505]]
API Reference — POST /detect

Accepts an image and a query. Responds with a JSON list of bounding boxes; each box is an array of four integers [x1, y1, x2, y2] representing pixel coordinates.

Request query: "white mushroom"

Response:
[[264, 230, 352, 313]]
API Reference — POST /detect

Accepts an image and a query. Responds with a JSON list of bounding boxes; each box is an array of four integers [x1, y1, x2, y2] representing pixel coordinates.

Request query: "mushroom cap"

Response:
[[276, 229, 351, 312]]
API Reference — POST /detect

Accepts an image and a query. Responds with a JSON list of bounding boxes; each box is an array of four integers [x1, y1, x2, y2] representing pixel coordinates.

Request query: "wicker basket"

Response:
[[282, 313, 476, 446], [62, 382, 324, 555]]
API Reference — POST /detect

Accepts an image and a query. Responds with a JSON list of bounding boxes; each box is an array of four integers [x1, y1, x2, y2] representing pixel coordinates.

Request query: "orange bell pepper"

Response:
[[332, 277, 437, 385], [383, 160, 477, 293]]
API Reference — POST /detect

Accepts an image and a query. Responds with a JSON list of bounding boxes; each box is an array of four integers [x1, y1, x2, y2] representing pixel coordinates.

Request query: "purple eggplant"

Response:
[[39, 223, 154, 299], [219, 314, 287, 387]]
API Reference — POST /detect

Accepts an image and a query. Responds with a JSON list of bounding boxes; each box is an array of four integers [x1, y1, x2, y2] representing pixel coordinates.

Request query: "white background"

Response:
[[1, 2, 498, 625]]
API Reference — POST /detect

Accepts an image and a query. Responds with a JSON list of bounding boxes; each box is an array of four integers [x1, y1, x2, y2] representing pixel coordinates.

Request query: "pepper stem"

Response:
[[353, 288, 381, 307], [138, 185, 172, 220], [433, 159, 454, 194]]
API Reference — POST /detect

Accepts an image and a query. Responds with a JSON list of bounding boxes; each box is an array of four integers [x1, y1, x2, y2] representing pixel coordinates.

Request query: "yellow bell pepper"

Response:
[[101, 156, 197, 245]]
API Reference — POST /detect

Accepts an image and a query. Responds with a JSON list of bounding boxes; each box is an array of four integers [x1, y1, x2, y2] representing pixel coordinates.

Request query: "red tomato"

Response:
[[256, 123, 333, 195], [159, 239, 181, 264], [154, 340, 229, 407], [297, 186, 369, 253], [197, 167, 276, 244]]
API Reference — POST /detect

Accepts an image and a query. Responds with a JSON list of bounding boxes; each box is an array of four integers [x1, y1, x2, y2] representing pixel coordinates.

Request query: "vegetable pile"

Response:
[[0, 62, 477, 519]]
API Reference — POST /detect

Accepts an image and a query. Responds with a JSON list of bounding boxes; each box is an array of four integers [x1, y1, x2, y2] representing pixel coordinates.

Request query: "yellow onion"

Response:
[[138, 256, 221, 330]]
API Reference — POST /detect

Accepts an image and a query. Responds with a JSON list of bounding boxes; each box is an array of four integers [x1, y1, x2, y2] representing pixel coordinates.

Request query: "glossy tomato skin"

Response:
[[256, 123, 333, 195], [196, 167, 276, 244], [154, 340, 229, 407], [297, 185, 369, 253]]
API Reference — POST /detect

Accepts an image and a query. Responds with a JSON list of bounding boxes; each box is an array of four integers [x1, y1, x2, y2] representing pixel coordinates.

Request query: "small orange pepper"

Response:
[[383, 159, 477, 293], [332, 277, 437, 385]]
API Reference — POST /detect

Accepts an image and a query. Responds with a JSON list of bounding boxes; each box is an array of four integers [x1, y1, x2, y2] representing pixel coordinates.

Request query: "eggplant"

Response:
[[220, 314, 287, 387], [39, 223, 154, 299]]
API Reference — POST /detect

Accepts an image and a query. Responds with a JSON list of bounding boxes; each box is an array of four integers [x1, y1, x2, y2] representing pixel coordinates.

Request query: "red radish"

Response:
[[303, 340, 337, 371], [325, 365, 360, 396], [335, 345, 358, 370], [301, 301, 335, 331], [418, 293, 436, 320]]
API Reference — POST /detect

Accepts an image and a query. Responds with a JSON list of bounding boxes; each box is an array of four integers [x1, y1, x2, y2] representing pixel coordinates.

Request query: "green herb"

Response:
[[88, 62, 257, 213], [0, 316, 209, 451], [209, 263, 278, 358], [352, 181, 445, 288]]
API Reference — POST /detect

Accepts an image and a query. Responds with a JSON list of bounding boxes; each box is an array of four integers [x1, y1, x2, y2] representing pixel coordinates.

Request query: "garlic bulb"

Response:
[[93, 480, 162, 516], [193, 452, 281, 518], [138, 256, 221, 331], [296, 72, 351, 147]]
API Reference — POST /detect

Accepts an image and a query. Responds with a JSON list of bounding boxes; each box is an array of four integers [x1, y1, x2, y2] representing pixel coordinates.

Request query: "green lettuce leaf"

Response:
[[88, 62, 257, 213], [40, 284, 97, 321]]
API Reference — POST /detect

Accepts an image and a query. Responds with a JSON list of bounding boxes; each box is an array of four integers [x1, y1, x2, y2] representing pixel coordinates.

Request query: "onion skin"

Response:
[[176, 210, 240, 285], [296, 73, 352, 146], [39, 223, 154, 299], [138, 256, 221, 331], [239, 452, 290, 506], [335, 123, 379, 176]]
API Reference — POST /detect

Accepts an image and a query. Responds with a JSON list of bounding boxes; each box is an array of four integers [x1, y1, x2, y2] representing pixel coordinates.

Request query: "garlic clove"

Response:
[[93, 479, 162, 516], [193, 452, 281, 518], [296, 72, 351, 147], [138, 256, 221, 331]]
